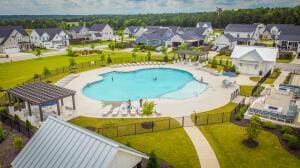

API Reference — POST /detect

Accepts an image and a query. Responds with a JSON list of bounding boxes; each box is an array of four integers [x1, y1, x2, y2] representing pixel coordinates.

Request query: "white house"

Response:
[[12, 117, 148, 168], [224, 24, 260, 45], [69, 26, 90, 40], [0, 26, 31, 54], [30, 28, 69, 49], [196, 22, 213, 33], [89, 24, 114, 40], [213, 33, 237, 50], [231, 46, 278, 75], [124, 26, 145, 37]]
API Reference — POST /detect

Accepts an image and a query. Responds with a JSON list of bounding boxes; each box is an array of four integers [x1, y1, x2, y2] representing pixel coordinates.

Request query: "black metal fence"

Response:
[[0, 112, 36, 138], [251, 70, 271, 96], [97, 101, 245, 138]]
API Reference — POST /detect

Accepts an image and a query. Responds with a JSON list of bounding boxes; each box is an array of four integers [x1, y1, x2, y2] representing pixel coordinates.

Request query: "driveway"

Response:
[[276, 63, 300, 72]]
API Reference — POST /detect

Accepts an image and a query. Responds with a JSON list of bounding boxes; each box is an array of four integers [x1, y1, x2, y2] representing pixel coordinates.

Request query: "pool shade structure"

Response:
[[174, 50, 209, 62], [6, 82, 76, 122]]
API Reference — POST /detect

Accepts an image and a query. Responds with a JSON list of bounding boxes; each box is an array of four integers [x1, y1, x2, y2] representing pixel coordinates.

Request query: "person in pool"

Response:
[[154, 77, 157, 81]]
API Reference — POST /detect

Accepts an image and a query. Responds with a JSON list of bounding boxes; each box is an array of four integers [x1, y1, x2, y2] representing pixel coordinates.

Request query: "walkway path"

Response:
[[273, 70, 289, 87], [183, 118, 220, 168]]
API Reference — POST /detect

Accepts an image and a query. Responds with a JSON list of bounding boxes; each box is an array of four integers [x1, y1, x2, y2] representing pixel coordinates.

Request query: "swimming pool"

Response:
[[82, 68, 207, 101]]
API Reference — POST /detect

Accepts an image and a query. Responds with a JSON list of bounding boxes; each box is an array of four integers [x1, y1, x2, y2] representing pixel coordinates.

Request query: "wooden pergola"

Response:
[[174, 50, 209, 62], [6, 82, 76, 122]]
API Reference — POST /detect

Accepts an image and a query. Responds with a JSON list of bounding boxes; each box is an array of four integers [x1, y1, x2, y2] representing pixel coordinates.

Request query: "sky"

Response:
[[0, 0, 298, 15]]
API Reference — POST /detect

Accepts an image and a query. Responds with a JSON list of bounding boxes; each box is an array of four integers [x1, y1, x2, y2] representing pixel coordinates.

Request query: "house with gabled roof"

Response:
[[231, 45, 278, 75], [136, 27, 174, 46], [89, 24, 114, 40], [11, 116, 148, 168], [69, 25, 90, 40], [30, 28, 69, 49], [224, 24, 260, 45], [0, 26, 31, 54], [124, 26, 145, 37], [166, 27, 209, 47], [262, 24, 295, 40], [196, 22, 213, 33], [276, 25, 300, 55]]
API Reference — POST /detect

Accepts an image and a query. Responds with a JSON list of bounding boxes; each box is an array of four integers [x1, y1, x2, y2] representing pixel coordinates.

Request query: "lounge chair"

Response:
[[112, 107, 120, 116], [120, 103, 128, 116]]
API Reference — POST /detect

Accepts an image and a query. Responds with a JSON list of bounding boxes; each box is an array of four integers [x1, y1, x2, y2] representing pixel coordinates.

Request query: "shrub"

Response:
[[0, 124, 5, 142], [280, 125, 293, 134], [147, 150, 159, 168], [14, 114, 20, 124], [0, 107, 7, 115], [283, 133, 294, 142], [262, 121, 276, 129], [163, 55, 169, 62], [235, 113, 242, 121], [211, 58, 217, 68], [13, 135, 24, 151], [25, 120, 32, 129], [107, 55, 112, 64], [142, 101, 155, 116], [246, 115, 261, 141], [43, 67, 51, 78], [282, 133, 300, 149]]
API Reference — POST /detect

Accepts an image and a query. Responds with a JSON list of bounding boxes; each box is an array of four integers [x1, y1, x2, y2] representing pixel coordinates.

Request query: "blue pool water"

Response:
[[82, 68, 207, 101]]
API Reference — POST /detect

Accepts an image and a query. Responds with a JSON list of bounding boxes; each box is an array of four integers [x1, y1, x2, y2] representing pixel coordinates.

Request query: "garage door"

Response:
[[239, 64, 259, 75], [4, 48, 20, 54]]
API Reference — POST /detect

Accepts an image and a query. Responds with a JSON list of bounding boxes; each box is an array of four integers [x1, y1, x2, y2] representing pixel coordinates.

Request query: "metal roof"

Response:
[[7, 82, 76, 105], [231, 45, 278, 62], [12, 116, 148, 168]]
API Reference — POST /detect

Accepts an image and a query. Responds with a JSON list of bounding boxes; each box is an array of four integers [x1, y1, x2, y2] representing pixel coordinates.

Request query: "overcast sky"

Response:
[[0, 0, 298, 15]]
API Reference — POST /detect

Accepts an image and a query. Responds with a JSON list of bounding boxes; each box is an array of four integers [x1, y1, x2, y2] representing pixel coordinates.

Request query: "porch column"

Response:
[[17, 98, 21, 112], [39, 105, 43, 122], [27, 102, 32, 116], [56, 100, 61, 116], [7, 93, 12, 106], [72, 94, 76, 110], [61, 98, 64, 106]]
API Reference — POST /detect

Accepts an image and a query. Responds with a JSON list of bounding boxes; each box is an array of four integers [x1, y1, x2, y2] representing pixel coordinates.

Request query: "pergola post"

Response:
[[72, 94, 76, 110], [39, 105, 43, 122], [56, 100, 61, 116], [27, 102, 32, 116], [61, 98, 64, 106], [17, 98, 21, 112]]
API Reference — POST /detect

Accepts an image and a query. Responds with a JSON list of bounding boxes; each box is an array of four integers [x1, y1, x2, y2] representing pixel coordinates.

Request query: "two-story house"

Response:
[[214, 24, 260, 50], [124, 26, 145, 37], [0, 26, 31, 54], [136, 27, 174, 46], [30, 28, 69, 49], [196, 22, 213, 33], [89, 24, 114, 40], [69, 26, 90, 40]]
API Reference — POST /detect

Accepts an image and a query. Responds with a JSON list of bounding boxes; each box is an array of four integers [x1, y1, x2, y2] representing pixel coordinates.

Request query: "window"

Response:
[[239, 63, 243, 67], [247, 34, 250, 38], [237, 33, 240, 38]]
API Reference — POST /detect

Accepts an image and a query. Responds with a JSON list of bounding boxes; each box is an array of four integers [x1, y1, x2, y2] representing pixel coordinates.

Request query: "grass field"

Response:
[[0, 51, 162, 89], [240, 85, 265, 97], [191, 102, 237, 125], [69, 117, 200, 168], [200, 123, 300, 168]]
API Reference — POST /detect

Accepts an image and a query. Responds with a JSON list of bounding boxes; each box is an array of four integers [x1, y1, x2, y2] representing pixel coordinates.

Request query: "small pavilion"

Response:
[[6, 82, 76, 122], [174, 50, 209, 63]]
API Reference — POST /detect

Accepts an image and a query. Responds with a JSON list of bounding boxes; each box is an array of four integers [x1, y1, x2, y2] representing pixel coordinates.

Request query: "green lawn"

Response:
[[249, 76, 275, 84], [192, 103, 237, 125], [69, 117, 200, 168], [24, 48, 55, 54], [0, 51, 161, 89], [240, 85, 264, 97], [213, 55, 231, 60], [276, 59, 293, 63], [200, 123, 300, 168]]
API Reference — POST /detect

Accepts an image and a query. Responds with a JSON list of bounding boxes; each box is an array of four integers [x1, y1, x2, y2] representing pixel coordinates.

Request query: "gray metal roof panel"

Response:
[[12, 117, 147, 168]]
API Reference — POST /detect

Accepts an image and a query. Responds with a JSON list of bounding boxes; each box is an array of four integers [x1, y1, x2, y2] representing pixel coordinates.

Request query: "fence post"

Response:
[[135, 123, 137, 135], [206, 114, 209, 125], [222, 112, 224, 123], [168, 118, 171, 129], [195, 115, 198, 126], [117, 126, 119, 137], [152, 121, 154, 132], [97, 128, 100, 134], [182, 117, 184, 127]]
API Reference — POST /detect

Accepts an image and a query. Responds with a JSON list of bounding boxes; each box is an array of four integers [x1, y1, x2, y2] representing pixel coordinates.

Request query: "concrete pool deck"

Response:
[[60, 63, 238, 118]]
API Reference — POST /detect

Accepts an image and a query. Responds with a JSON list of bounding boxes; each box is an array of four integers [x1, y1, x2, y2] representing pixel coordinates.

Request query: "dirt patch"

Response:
[[141, 122, 154, 129], [242, 139, 259, 148], [0, 124, 29, 168]]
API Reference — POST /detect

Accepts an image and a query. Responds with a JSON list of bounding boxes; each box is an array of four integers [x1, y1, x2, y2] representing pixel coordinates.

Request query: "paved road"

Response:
[[276, 63, 300, 72]]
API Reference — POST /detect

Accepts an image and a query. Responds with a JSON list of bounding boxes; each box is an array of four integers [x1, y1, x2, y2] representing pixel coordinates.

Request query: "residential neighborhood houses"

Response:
[[124, 26, 145, 37], [30, 28, 69, 49]]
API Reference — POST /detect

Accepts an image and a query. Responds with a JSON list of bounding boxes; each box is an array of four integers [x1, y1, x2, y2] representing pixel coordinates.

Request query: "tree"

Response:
[[13, 135, 24, 151], [35, 48, 41, 58], [67, 46, 74, 56], [25, 120, 32, 130], [142, 101, 155, 116], [107, 55, 112, 64], [147, 51, 151, 61], [132, 52, 137, 62], [246, 115, 261, 142], [147, 150, 159, 168], [14, 114, 20, 124], [211, 58, 217, 68], [43, 67, 51, 78], [100, 54, 105, 64], [163, 55, 169, 62], [69, 58, 77, 68]]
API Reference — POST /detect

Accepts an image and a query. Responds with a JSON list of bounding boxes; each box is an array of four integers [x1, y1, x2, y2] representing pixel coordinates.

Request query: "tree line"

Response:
[[0, 6, 299, 30]]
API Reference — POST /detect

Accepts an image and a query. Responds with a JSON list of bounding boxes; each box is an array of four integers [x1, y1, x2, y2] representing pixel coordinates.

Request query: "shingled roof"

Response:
[[225, 24, 257, 33], [34, 28, 64, 41], [0, 26, 27, 45], [70, 26, 88, 33], [90, 24, 108, 32]]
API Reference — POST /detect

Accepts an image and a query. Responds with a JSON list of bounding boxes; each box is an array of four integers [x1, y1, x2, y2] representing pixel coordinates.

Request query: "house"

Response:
[[0, 26, 31, 54], [214, 24, 261, 50], [262, 24, 295, 40], [196, 22, 213, 33], [30, 28, 69, 49], [166, 27, 209, 47], [231, 45, 278, 75], [136, 27, 174, 46], [276, 25, 300, 55], [89, 24, 114, 40], [124, 26, 145, 37], [11, 117, 148, 168], [69, 25, 90, 40]]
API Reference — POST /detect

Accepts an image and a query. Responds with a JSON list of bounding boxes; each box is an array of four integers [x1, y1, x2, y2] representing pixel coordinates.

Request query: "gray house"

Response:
[[124, 26, 145, 37], [69, 26, 90, 40], [89, 24, 114, 40], [12, 117, 148, 168], [196, 22, 213, 33], [276, 25, 300, 55], [0, 26, 31, 54], [136, 27, 174, 46]]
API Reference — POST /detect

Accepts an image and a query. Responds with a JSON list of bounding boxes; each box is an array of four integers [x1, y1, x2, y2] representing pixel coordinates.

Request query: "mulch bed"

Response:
[[231, 119, 300, 158], [242, 139, 259, 148], [0, 124, 29, 168]]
